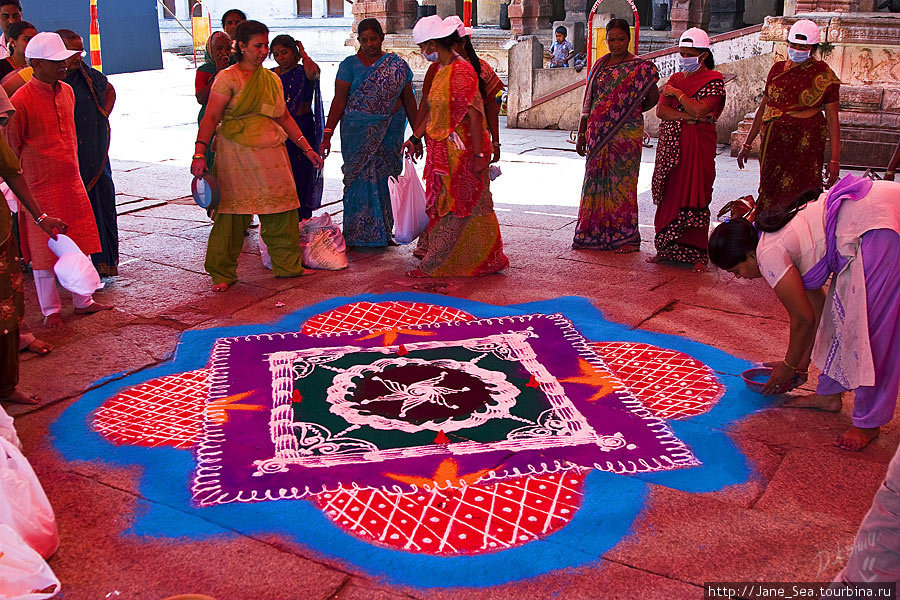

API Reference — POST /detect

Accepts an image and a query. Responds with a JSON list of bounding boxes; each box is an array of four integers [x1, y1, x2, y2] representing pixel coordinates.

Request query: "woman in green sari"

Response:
[[191, 20, 324, 292]]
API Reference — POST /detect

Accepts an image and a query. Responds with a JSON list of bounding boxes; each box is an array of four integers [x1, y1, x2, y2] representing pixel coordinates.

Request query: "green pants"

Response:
[[1, 328, 18, 399], [205, 211, 305, 285]]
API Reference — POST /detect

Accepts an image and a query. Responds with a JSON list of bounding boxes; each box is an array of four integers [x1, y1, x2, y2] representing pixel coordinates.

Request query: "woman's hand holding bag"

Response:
[[389, 154, 429, 244]]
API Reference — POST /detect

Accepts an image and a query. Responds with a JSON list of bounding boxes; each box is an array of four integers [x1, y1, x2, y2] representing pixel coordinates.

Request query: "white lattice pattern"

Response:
[[591, 342, 723, 419], [301, 301, 474, 336], [92, 368, 211, 448], [314, 470, 586, 555]]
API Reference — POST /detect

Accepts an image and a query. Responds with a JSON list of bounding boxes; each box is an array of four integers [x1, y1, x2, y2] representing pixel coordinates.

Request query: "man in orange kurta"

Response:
[[6, 32, 110, 326]]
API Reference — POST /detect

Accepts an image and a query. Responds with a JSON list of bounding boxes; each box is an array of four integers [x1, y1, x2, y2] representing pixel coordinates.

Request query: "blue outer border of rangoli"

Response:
[[50, 292, 772, 588]]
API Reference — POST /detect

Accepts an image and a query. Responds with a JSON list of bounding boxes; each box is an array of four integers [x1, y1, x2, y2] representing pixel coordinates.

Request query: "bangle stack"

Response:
[[323, 127, 334, 135], [408, 134, 422, 146], [192, 154, 205, 160], [35, 212, 47, 225]]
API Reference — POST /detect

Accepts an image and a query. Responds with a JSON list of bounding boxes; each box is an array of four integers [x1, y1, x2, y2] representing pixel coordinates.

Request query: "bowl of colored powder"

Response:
[[742, 367, 808, 394]]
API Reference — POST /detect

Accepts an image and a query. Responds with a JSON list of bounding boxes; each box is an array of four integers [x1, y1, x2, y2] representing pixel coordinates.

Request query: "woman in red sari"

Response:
[[401, 16, 508, 277], [649, 28, 725, 272], [737, 19, 840, 218]]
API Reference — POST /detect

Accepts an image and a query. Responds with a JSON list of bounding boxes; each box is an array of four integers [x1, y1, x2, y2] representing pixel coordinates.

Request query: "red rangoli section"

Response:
[[591, 341, 724, 419], [92, 368, 211, 449], [301, 301, 474, 336], [314, 470, 587, 555]]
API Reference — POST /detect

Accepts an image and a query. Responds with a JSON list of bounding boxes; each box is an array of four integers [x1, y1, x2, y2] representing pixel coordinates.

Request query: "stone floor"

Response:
[[3, 53, 895, 599]]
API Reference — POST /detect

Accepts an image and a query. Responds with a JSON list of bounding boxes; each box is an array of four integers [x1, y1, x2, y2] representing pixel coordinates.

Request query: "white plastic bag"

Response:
[[0, 404, 21, 450], [259, 214, 347, 271], [0, 524, 60, 599], [0, 437, 58, 559], [388, 155, 428, 244], [46, 235, 102, 296]]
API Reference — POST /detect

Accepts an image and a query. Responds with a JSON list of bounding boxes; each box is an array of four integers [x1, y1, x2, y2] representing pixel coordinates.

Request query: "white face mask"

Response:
[[787, 47, 811, 63], [679, 55, 701, 72], [424, 50, 439, 62]]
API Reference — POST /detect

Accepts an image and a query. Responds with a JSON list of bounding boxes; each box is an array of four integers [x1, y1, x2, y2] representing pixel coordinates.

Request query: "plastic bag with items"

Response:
[[0, 524, 60, 599], [389, 155, 429, 244], [0, 437, 59, 559], [259, 213, 348, 271], [0, 403, 21, 450]]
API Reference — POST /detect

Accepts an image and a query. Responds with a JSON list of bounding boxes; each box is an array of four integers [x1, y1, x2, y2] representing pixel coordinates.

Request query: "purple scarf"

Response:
[[800, 174, 874, 290]]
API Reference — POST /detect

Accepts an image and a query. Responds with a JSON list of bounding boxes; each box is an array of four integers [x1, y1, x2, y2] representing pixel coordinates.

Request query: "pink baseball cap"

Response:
[[678, 27, 710, 48], [788, 19, 820, 45], [25, 32, 80, 61]]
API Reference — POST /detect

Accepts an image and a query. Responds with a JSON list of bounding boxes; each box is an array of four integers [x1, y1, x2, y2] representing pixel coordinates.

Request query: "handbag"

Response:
[[388, 155, 429, 245]]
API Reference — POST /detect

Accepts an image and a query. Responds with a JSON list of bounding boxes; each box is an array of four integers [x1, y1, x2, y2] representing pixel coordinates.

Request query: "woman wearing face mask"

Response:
[[708, 175, 900, 451], [413, 16, 504, 164], [400, 16, 508, 277], [191, 20, 324, 292], [648, 28, 725, 272], [320, 18, 417, 248], [271, 34, 323, 220], [737, 19, 840, 218]]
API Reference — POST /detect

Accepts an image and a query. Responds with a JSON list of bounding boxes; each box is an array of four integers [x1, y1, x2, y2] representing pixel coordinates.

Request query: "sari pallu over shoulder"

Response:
[[341, 53, 411, 188], [219, 67, 288, 148], [424, 59, 486, 219], [583, 56, 659, 158], [650, 71, 725, 205], [762, 59, 840, 122]]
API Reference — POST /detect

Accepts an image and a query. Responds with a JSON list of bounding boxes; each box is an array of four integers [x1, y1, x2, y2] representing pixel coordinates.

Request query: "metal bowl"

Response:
[[741, 367, 808, 394]]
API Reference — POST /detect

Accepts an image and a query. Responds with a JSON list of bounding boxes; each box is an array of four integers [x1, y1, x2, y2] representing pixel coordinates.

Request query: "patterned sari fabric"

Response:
[[0, 135, 22, 334], [757, 59, 840, 218], [338, 53, 412, 247], [416, 59, 508, 277], [650, 71, 725, 265], [574, 56, 659, 250], [277, 66, 324, 218]]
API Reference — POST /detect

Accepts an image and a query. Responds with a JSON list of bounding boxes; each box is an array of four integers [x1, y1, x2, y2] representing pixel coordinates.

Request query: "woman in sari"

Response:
[[709, 176, 900, 451], [649, 28, 725, 272], [401, 16, 508, 277], [271, 34, 324, 221], [414, 16, 505, 163], [190, 20, 324, 292], [737, 19, 840, 218], [320, 18, 417, 247], [574, 19, 659, 252], [0, 20, 33, 97]]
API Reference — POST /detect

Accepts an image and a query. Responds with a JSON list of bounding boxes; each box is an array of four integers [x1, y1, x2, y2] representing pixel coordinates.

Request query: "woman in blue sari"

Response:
[[320, 18, 417, 247], [271, 34, 324, 220]]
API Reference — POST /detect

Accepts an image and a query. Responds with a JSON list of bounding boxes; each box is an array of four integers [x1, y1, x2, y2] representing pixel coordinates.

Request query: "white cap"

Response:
[[412, 14, 458, 44], [788, 19, 820, 45], [678, 27, 710, 49], [25, 32, 80, 61]]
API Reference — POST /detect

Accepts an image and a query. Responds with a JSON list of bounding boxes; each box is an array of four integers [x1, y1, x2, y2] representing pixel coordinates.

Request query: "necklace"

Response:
[[607, 53, 631, 68]]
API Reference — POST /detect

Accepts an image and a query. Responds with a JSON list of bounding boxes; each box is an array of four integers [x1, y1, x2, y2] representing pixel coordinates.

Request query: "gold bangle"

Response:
[[192, 153, 205, 160], [782, 358, 800, 372]]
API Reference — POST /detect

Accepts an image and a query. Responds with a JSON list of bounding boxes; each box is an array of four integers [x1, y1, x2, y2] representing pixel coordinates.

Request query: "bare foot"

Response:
[[275, 270, 317, 279], [406, 269, 430, 278], [692, 262, 708, 273], [646, 255, 663, 264], [783, 393, 843, 412], [43, 313, 62, 328], [834, 426, 879, 451], [74, 302, 113, 315], [23, 337, 52, 355], [1, 389, 40, 405], [211, 282, 233, 292], [614, 244, 640, 255]]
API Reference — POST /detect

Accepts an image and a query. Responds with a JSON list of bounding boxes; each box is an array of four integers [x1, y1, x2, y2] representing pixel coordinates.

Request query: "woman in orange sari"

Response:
[[402, 16, 508, 277], [737, 19, 840, 218], [649, 28, 725, 272]]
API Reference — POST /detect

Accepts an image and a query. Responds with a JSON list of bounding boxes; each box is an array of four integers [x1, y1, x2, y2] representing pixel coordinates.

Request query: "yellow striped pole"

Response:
[[90, 0, 102, 72]]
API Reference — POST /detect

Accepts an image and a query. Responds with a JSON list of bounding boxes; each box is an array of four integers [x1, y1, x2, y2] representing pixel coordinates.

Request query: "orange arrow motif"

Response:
[[207, 390, 264, 424], [356, 327, 436, 346], [560, 358, 620, 402], [385, 457, 492, 488]]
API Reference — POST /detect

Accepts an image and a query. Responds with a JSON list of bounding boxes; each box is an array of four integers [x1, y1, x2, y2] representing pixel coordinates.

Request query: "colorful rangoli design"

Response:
[[53, 295, 759, 586]]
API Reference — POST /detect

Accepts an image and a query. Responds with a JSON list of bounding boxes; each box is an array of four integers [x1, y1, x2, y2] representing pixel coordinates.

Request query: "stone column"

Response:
[[508, 0, 553, 35], [352, 0, 418, 33], [669, 0, 710, 37]]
